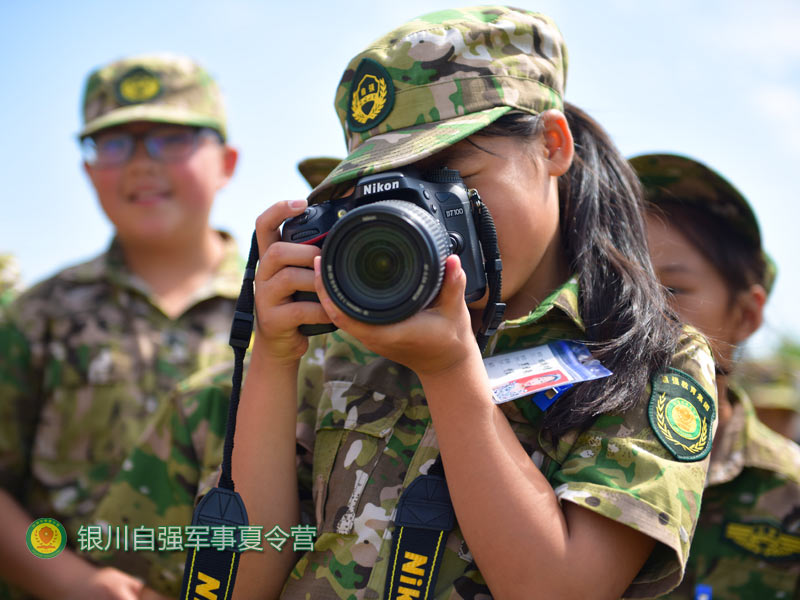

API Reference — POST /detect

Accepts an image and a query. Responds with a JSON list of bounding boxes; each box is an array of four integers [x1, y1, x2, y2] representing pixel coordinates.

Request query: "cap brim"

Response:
[[748, 385, 800, 412], [297, 157, 342, 189], [79, 104, 225, 138], [308, 106, 512, 203]]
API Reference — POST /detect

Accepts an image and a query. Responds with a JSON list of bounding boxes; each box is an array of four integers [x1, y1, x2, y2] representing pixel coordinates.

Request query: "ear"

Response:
[[730, 283, 767, 344], [83, 161, 98, 185], [217, 145, 239, 189], [540, 109, 574, 177]]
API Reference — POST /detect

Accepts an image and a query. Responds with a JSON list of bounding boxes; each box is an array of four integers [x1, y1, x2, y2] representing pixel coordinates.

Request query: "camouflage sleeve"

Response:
[[0, 253, 21, 309], [550, 326, 718, 599], [296, 333, 328, 525], [0, 309, 40, 498], [88, 364, 233, 597]]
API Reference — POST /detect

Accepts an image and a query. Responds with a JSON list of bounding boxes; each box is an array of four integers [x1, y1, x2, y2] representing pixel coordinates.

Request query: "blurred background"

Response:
[[2, 0, 798, 357]]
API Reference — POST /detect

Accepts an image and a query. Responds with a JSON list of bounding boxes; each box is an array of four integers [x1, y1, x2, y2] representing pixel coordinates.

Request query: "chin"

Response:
[[119, 224, 181, 245]]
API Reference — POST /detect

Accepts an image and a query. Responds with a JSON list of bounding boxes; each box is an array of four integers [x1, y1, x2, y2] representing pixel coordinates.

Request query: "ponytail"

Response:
[[546, 102, 679, 435], [478, 104, 680, 436]]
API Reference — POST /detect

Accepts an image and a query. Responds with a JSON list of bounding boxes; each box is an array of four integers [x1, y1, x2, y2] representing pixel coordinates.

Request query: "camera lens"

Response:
[[340, 224, 420, 308], [350, 228, 413, 293], [321, 200, 451, 323]]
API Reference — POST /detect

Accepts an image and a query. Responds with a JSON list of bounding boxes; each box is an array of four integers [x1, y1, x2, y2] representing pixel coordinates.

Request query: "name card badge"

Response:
[[484, 340, 612, 410]]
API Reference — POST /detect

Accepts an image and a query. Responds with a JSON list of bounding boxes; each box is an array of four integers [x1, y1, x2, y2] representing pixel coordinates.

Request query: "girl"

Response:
[[233, 8, 717, 599], [634, 152, 800, 599]]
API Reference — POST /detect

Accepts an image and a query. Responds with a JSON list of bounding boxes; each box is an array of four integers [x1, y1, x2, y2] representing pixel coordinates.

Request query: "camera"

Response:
[[282, 168, 488, 335]]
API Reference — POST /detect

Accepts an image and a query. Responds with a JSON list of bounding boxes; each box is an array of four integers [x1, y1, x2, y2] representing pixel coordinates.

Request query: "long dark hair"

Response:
[[480, 103, 681, 436]]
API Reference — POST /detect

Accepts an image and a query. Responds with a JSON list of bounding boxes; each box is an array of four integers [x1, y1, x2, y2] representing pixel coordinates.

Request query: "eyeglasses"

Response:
[[80, 126, 222, 168]]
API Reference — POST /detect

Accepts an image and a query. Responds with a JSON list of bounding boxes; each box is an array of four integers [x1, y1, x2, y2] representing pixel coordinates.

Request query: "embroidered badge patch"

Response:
[[347, 58, 394, 133], [648, 368, 715, 461], [115, 67, 162, 105], [724, 522, 800, 560]]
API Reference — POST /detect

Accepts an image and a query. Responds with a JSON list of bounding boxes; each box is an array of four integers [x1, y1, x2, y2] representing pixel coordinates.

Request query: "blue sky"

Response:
[[2, 0, 798, 356]]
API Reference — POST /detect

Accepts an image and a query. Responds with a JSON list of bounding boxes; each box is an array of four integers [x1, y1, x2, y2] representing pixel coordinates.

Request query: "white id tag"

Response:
[[484, 340, 612, 409]]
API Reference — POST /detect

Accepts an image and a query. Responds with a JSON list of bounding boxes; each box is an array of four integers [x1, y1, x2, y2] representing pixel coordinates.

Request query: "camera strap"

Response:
[[179, 231, 259, 600], [383, 195, 505, 598], [384, 456, 454, 600], [472, 193, 506, 353]]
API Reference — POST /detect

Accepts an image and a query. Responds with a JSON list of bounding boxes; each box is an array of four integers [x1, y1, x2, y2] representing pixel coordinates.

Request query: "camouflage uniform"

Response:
[[659, 388, 800, 599], [0, 47, 236, 529], [0, 52, 239, 600], [277, 7, 717, 598], [87, 360, 240, 596], [282, 278, 717, 599], [632, 154, 800, 597], [0, 234, 241, 544], [87, 280, 717, 599]]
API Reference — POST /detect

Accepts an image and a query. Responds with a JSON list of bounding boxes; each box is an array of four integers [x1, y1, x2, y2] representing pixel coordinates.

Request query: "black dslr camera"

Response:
[[282, 168, 488, 335]]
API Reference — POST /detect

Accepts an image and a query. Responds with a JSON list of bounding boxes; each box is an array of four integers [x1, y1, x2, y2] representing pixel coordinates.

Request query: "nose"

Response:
[[130, 137, 150, 160], [126, 137, 158, 170]]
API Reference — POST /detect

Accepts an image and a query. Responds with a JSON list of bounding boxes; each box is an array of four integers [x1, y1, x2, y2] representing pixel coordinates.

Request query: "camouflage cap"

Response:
[[308, 5, 567, 201], [297, 157, 342, 188], [80, 53, 227, 139], [631, 153, 776, 295]]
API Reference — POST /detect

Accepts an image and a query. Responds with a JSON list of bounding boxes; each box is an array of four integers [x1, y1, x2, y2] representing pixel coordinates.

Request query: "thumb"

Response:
[[437, 254, 467, 313]]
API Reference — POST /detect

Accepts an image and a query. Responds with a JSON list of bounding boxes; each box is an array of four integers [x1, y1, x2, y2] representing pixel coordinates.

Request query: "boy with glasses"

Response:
[[0, 53, 241, 599], [81, 156, 341, 596]]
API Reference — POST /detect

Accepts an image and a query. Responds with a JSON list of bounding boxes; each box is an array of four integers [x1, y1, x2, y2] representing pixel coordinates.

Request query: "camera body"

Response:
[[282, 168, 487, 334]]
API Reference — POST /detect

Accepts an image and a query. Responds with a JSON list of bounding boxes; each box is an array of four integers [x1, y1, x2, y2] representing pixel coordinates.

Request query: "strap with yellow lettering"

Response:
[[181, 488, 248, 600], [385, 458, 455, 600], [180, 233, 259, 599]]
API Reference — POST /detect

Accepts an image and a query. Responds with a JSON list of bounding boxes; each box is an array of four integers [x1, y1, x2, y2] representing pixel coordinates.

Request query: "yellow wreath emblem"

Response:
[[656, 393, 707, 454], [118, 72, 161, 103], [351, 75, 388, 125]]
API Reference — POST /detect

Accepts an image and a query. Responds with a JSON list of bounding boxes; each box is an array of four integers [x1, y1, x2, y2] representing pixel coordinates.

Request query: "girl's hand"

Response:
[[252, 200, 332, 365], [138, 586, 172, 600], [313, 253, 478, 377]]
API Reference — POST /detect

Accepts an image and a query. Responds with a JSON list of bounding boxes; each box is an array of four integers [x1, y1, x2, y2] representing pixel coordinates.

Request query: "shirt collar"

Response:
[[190, 231, 244, 301], [490, 276, 584, 342], [64, 231, 243, 309], [707, 386, 800, 486]]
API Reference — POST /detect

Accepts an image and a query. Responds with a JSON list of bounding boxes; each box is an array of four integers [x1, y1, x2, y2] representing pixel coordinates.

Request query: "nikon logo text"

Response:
[[394, 551, 428, 600], [445, 208, 464, 218], [362, 180, 400, 194], [193, 572, 220, 599]]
